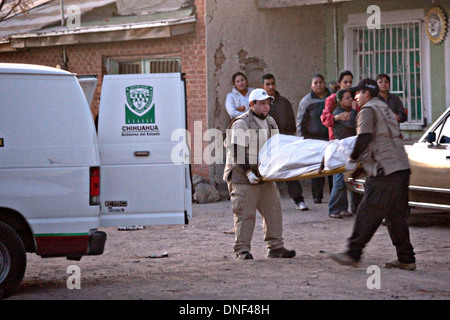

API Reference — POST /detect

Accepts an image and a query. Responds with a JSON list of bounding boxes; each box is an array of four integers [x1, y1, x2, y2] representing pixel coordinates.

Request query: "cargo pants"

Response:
[[227, 181, 284, 254], [347, 169, 415, 264]]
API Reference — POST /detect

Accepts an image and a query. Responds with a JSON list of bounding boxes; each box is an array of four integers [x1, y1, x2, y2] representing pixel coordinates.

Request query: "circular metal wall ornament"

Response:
[[425, 5, 448, 45]]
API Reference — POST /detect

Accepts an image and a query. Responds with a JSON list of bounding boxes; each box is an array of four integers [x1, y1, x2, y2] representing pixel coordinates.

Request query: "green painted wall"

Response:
[[322, 0, 449, 127], [429, 41, 447, 121]]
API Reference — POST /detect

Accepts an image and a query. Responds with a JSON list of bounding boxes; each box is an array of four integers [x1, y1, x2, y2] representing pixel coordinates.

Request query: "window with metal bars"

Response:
[[347, 22, 423, 127], [108, 58, 181, 75]]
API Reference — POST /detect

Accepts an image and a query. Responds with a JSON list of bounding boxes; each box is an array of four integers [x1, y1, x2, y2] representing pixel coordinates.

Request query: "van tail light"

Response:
[[90, 166, 100, 205]]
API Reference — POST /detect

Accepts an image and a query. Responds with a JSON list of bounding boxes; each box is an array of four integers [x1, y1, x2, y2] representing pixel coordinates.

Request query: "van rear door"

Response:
[[97, 73, 192, 227]]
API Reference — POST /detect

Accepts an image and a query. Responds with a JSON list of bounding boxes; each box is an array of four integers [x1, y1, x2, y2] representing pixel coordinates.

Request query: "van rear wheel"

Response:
[[0, 221, 26, 299]]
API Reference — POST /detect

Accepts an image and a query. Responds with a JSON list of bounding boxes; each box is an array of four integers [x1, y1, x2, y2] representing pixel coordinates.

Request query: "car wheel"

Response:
[[0, 221, 26, 299]]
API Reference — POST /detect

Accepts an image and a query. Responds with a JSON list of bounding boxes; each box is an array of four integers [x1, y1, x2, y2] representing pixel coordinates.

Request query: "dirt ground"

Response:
[[7, 182, 450, 301]]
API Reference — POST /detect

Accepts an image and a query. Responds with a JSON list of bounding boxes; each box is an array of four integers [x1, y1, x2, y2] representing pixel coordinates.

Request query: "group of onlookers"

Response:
[[224, 70, 406, 219], [222, 70, 415, 272]]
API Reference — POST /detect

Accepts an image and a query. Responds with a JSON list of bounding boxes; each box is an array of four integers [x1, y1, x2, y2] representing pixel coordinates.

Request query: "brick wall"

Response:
[[0, 0, 209, 179]]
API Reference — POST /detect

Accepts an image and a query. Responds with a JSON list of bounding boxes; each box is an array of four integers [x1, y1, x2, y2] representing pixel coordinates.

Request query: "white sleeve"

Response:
[[225, 92, 242, 119]]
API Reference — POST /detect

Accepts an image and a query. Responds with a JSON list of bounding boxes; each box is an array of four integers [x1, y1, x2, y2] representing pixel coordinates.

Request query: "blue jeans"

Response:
[[328, 173, 348, 215]]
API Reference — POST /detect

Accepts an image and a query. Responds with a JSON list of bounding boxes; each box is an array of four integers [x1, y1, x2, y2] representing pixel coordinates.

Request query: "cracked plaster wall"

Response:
[[206, 0, 326, 183]]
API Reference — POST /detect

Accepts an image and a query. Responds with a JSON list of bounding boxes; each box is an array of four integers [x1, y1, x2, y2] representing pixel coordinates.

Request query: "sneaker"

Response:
[[236, 251, 253, 260], [295, 202, 309, 211], [267, 247, 296, 258], [313, 198, 322, 204], [384, 259, 416, 271], [340, 210, 353, 217], [329, 212, 343, 219], [328, 252, 358, 267]]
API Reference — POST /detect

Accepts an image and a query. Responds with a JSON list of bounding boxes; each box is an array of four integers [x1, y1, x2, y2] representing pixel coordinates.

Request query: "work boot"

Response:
[[384, 259, 416, 271], [267, 247, 296, 258], [328, 252, 358, 267], [236, 251, 253, 260]]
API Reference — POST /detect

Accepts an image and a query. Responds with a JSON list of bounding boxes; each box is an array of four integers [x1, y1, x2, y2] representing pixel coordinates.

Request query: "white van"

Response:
[[98, 73, 192, 227], [0, 64, 192, 298]]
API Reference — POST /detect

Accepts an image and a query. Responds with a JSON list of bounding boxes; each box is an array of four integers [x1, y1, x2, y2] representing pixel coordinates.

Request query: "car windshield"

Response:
[[422, 110, 450, 144], [437, 113, 450, 144]]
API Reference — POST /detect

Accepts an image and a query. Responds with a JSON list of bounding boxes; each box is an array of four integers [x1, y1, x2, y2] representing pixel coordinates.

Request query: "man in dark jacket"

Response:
[[296, 74, 332, 203], [263, 74, 308, 211]]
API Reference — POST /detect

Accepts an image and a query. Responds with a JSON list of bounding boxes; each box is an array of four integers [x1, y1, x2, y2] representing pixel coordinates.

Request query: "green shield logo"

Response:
[[125, 85, 155, 124]]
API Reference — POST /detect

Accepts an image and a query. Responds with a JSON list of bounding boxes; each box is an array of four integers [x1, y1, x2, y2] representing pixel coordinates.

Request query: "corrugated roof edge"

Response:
[[9, 9, 196, 39], [0, 63, 75, 76]]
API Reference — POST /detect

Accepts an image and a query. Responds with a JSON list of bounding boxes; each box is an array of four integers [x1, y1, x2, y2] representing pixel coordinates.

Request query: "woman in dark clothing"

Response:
[[376, 73, 408, 123], [328, 89, 357, 218]]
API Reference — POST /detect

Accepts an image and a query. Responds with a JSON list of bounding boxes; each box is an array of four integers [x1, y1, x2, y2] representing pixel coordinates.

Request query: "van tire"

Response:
[[0, 221, 26, 299]]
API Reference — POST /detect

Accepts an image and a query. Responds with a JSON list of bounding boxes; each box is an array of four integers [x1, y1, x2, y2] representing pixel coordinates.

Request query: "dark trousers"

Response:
[[286, 180, 304, 204], [347, 169, 415, 264], [311, 176, 333, 200], [350, 191, 363, 214]]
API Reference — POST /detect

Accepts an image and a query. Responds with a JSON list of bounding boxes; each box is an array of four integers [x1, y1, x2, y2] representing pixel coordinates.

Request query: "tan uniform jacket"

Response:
[[357, 97, 410, 176], [223, 110, 278, 184]]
